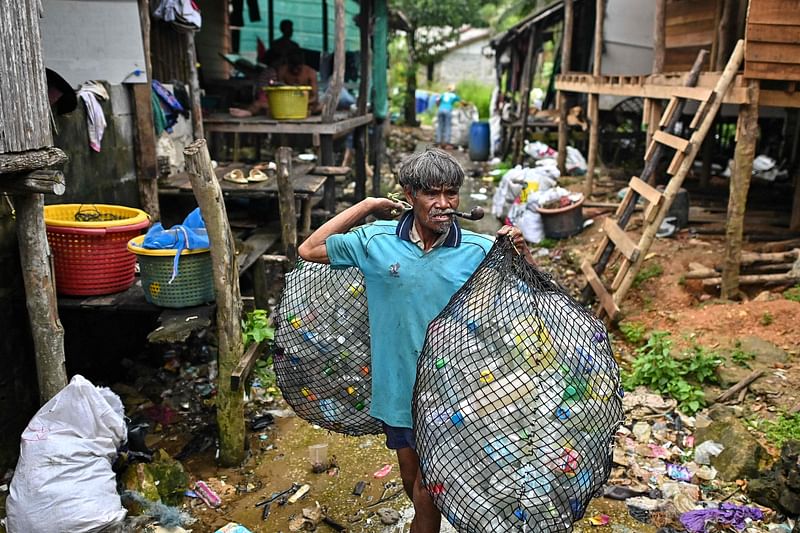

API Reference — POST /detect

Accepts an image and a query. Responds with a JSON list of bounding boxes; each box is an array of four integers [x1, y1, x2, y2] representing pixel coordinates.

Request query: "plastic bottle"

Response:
[[450, 369, 538, 426], [319, 398, 346, 423]]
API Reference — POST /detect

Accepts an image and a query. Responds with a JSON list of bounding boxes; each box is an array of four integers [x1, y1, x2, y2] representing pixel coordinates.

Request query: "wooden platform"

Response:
[[203, 112, 373, 135], [555, 72, 800, 108]]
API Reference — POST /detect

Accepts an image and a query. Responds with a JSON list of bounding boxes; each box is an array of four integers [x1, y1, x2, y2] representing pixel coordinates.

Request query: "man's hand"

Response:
[[370, 197, 408, 220], [497, 225, 536, 265]]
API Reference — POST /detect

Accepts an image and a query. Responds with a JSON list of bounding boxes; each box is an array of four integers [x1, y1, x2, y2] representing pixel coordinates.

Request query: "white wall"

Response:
[[40, 0, 147, 87], [434, 37, 495, 87]]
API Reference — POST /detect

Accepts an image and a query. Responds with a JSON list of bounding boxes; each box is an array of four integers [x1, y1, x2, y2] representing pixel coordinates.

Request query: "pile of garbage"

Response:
[[604, 389, 799, 532], [492, 160, 583, 243]]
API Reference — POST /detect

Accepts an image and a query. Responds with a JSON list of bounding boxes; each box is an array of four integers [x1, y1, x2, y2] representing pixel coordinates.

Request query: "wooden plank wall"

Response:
[[151, 21, 190, 83], [0, 0, 53, 153], [745, 0, 800, 81], [664, 0, 719, 72]]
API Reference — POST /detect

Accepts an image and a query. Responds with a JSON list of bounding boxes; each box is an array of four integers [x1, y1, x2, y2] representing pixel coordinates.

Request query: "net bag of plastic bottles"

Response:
[[274, 260, 382, 436], [413, 237, 624, 532]]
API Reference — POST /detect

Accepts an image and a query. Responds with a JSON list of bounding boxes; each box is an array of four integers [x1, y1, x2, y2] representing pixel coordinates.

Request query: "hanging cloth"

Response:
[[77, 81, 109, 152]]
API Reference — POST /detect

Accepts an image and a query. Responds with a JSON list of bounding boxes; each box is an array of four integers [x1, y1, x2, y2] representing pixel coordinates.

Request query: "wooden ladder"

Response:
[[581, 40, 746, 321]]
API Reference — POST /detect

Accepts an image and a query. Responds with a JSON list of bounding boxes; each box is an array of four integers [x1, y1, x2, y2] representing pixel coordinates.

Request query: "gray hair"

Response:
[[397, 148, 464, 193]]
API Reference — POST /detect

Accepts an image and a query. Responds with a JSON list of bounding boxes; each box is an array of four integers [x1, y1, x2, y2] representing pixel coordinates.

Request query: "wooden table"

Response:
[[203, 111, 373, 136], [158, 162, 325, 234]]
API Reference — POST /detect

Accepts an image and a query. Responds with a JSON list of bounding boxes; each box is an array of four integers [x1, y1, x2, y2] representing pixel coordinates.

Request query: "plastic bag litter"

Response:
[[6, 375, 127, 533], [694, 440, 724, 465], [413, 237, 623, 532], [274, 261, 382, 436]]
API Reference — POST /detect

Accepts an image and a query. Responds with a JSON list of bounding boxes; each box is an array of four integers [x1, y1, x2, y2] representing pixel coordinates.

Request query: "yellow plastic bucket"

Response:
[[267, 86, 311, 119]]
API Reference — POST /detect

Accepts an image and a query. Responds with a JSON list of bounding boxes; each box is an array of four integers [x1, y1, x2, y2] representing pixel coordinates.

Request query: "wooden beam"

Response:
[[602, 218, 640, 262], [653, 0, 666, 74], [557, 0, 574, 175], [721, 80, 760, 299], [0, 169, 64, 195], [321, 0, 345, 122], [14, 193, 67, 403], [514, 28, 537, 166], [0, 147, 67, 175], [585, 0, 604, 197], [276, 146, 298, 263], [184, 138, 245, 466], [231, 339, 267, 391], [581, 260, 619, 320], [185, 32, 204, 139]]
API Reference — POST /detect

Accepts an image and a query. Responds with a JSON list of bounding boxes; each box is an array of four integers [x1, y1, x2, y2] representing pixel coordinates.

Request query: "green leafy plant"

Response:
[[784, 285, 800, 303], [762, 412, 800, 448], [619, 321, 646, 345], [622, 331, 721, 414], [730, 340, 755, 368], [242, 309, 275, 347], [633, 262, 664, 288], [760, 312, 774, 326]]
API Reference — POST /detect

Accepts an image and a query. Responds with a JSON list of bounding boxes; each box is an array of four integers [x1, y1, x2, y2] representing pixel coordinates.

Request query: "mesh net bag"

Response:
[[413, 237, 624, 532], [274, 260, 382, 436]]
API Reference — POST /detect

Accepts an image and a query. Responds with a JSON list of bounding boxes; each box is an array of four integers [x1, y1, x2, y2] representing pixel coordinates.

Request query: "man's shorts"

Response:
[[382, 422, 416, 450]]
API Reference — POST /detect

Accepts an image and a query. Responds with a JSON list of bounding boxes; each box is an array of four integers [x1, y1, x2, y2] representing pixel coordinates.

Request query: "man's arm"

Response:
[[298, 197, 406, 264]]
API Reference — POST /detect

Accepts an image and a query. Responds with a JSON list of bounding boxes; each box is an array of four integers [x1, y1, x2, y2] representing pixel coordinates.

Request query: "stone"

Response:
[[148, 448, 189, 506], [753, 290, 773, 302], [716, 336, 788, 387], [748, 440, 800, 516], [693, 410, 772, 481], [121, 463, 161, 514], [377, 507, 400, 525]]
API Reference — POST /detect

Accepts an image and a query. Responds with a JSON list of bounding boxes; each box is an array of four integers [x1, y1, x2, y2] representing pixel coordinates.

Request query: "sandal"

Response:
[[248, 168, 269, 183], [223, 168, 247, 184], [253, 161, 278, 177]]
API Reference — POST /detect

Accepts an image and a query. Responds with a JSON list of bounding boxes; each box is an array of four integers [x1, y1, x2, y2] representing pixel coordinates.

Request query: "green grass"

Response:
[[760, 312, 774, 326], [455, 80, 493, 120], [784, 285, 800, 302], [619, 321, 646, 345], [633, 262, 664, 287], [622, 331, 721, 414], [762, 412, 800, 448], [730, 340, 756, 368]]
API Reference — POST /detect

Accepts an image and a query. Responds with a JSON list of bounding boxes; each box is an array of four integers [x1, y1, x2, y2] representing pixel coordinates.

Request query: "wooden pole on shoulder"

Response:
[[184, 139, 244, 466]]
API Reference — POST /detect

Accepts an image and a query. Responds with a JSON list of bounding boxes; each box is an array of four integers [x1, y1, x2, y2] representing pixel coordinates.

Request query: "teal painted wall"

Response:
[[240, 0, 361, 60]]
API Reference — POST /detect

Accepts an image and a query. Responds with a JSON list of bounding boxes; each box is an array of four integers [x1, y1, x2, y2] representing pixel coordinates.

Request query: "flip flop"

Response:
[[223, 168, 247, 184], [248, 168, 269, 183]]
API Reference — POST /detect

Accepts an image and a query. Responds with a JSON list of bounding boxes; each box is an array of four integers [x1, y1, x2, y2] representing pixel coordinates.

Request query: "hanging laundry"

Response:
[[77, 81, 109, 152], [152, 80, 186, 134], [152, 0, 201, 31]]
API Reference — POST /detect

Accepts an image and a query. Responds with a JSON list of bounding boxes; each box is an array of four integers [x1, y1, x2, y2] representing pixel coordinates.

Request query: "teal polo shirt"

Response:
[[326, 212, 494, 428]]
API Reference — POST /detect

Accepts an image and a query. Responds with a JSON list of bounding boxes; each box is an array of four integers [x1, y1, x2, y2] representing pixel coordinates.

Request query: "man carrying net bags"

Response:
[[276, 148, 623, 533]]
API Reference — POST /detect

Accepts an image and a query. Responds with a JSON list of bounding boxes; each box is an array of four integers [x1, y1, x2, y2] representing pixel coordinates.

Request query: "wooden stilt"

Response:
[[185, 32, 204, 139], [585, 0, 604, 196], [557, 0, 574, 176], [513, 29, 537, 166], [647, 0, 666, 148], [721, 80, 760, 299], [276, 146, 298, 263], [134, 0, 159, 219], [14, 193, 67, 403], [184, 139, 245, 466]]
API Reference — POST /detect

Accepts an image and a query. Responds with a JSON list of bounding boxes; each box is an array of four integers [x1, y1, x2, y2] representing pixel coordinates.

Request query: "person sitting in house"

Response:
[[277, 48, 321, 115], [266, 19, 300, 68]]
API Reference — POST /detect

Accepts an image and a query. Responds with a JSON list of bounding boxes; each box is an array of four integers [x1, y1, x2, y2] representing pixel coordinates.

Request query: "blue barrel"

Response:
[[468, 121, 490, 161]]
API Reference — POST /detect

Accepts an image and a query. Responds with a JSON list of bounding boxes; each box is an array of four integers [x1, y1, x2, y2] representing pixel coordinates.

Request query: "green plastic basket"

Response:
[[128, 236, 215, 308]]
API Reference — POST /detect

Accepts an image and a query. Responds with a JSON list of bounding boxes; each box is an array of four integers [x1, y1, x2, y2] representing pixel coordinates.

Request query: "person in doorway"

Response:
[[298, 148, 534, 533], [277, 48, 321, 114], [435, 85, 460, 148], [266, 19, 300, 67]]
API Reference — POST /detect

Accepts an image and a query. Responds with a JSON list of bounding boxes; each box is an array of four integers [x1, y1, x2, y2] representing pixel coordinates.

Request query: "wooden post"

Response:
[[647, 0, 667, 147], [133, 0, 160, 219], [556, 0, 574, 176], [322, 0, 345, 122], [14, 193, 68, 403], [185, 31, 204, 139], [791, 172, 800, 232], [354, 0, 371, 202], [721, 80, 760, 299], [513, 28, 537, 166], [715, 0, 736, 71], [184, 139, 245, 466], [276, 146, 298, 263], [585, 0, 604, 197]]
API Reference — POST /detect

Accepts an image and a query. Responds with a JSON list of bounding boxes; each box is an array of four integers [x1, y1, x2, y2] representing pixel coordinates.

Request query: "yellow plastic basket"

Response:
[[267, 86, 311, 119], [44, 204, 149, 229]]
